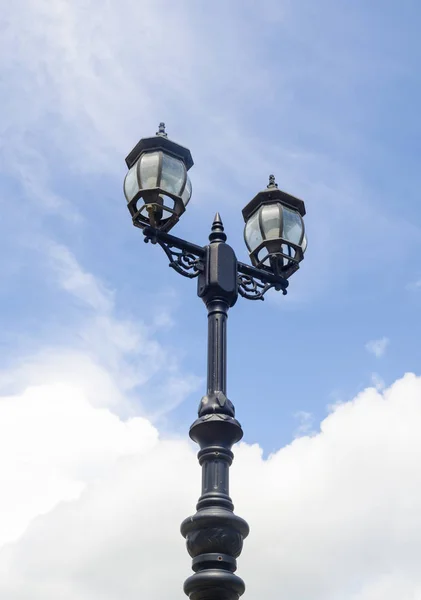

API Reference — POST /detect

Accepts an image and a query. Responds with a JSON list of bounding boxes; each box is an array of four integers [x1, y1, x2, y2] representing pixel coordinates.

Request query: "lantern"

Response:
[[124, 123, 193, 233], [242, 175, 307, 279]]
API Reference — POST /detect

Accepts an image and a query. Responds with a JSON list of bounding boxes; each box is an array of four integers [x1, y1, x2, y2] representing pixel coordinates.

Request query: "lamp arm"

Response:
[[142, 226, 289, 296], [143, 226, 205, 279], [237, 261, 288, 300]]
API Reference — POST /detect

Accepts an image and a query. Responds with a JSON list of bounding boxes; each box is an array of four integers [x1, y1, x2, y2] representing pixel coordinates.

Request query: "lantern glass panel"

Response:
[[302, 233, 308, 253], [245, 210, 263, 252], [181, 175, 192, 206], [160, 153, 185, 196], [283, 243, 295, 259], [258, 247, 270, 266], [282, 207, 303, 245], [139, 151, 160, 189], [124, 164, 139, 202], [261, 204, 282, 240]]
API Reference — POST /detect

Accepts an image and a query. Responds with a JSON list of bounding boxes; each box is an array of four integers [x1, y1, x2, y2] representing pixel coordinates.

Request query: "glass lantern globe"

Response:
[[123, 123, 193, 233], [242, 176, 307, 279]]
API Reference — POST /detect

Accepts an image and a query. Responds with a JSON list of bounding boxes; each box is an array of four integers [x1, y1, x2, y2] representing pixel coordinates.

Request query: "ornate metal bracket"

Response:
[[142, 225, 289, 294], [157, 241, 202, 278], [238, 274, 277, 300], [143, 226, 205, 279], [237, 261, 288, 300]]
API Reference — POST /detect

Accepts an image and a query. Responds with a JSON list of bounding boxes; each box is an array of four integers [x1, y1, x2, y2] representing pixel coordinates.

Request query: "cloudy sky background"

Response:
[[1, 0, 421, 598]]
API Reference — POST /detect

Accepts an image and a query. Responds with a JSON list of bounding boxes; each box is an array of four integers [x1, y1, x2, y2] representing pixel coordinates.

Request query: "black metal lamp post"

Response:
[[124, 124, 307, 600]]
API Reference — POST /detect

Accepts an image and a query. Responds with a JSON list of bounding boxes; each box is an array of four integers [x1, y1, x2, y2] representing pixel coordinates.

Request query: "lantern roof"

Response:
[[242, 175, 306, 222], [125, 123, 194, 171]]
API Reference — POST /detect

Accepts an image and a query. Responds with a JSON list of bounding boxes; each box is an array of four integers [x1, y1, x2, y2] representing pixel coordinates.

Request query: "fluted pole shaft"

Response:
[[207, 298, 227, 397]]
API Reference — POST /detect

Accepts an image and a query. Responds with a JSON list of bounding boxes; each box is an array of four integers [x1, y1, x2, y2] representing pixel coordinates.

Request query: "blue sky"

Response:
[[2, 1, 421, 598], [2, 0, 420, 450]]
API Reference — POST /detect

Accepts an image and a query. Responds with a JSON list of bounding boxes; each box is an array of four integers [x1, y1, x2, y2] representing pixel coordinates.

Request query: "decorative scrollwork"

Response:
[[144, 239, 201, 278], [238, 274, 287, 300], [143, 227, 203, 279], [160, 243, 202, 278]]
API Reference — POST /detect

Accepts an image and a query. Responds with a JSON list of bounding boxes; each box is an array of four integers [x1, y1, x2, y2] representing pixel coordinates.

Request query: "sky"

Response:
[[1, 0, 421, 598]]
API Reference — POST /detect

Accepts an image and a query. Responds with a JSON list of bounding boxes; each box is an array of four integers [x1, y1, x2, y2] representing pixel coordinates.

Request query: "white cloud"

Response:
[[365, 337, 389, 358], [0, 382, 158, 548], [0, 0, 276, 180], [0, 350, 126, 410], [370, 372, 386, 391], [1, 373, 421, 598], [0, 234, 199, 548], [39, 241, 201, 411], [293, 410, 316, 437], [48, 242, 115, 313]]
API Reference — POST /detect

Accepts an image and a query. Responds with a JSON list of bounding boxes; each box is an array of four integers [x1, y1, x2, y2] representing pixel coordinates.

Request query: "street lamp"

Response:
[[124, 125, 307, 600]]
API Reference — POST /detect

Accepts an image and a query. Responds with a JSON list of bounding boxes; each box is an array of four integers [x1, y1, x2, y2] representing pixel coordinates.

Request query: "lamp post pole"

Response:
[[124, 124, 307, 600], [180, 214, 248, 600]]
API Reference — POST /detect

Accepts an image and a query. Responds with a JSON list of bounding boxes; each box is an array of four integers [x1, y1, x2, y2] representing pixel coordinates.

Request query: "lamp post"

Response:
[[124, 124, 307, 600]]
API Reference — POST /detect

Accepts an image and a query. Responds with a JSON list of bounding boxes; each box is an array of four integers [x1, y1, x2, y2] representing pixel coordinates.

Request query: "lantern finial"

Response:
[[268, 174, 278, 189], [156, 122, 168, 137]]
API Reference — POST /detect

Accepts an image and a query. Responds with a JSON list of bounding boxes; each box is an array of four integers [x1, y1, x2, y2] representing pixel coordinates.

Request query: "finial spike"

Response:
[[156, 122, 168, 137], [209, 212, 227, 243], [268, 174, 278, 188], [213, 212, 223, 226]]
